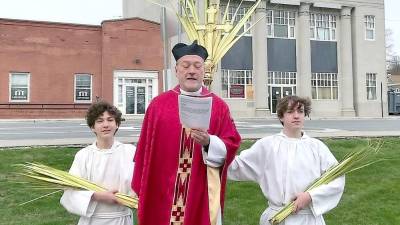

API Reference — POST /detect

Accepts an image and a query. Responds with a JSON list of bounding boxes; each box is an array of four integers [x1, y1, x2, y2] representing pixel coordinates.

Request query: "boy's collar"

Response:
[[91, 140, 122, 150], [278, 131, 309, 139]]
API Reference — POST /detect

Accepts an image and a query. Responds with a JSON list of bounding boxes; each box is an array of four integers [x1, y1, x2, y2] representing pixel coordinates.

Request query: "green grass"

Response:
[[224, 137, 400, 225], [0, 147, 79, 225], [321, 138, 400, 225], [0, 138, 399, 225]]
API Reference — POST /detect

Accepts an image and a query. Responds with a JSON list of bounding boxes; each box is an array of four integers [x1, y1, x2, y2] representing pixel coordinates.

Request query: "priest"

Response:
[[132, 40, 241, 225]]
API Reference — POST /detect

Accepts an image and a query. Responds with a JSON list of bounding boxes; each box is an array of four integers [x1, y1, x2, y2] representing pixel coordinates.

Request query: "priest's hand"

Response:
[[191, 128, 210, 146], [92, 190, 120, 205], [292, 192, 311, 213]]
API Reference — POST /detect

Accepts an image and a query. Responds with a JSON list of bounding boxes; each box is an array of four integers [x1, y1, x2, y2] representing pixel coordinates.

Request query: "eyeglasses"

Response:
[[178, 61, 204, 69]]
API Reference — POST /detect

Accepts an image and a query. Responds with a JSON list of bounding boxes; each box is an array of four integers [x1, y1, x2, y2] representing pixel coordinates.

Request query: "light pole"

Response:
[[161, 2, 170, 92]]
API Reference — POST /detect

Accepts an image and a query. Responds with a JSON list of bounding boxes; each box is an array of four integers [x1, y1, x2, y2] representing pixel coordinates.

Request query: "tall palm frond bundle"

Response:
[[149, 0, 262, 85], [17, 162, 138, 209], [269, 140, 384, 225]]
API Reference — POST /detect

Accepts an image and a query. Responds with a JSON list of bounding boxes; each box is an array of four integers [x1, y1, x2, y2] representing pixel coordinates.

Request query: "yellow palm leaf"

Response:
[[17, 162, 138, 209]]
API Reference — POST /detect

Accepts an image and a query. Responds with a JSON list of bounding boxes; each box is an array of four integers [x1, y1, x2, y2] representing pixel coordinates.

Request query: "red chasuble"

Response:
[[132, 85, 241, 225]]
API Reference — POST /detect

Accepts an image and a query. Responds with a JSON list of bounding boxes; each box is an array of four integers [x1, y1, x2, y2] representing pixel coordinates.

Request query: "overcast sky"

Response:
[[0, 0, 399, 55], [384, 0, 400, 56], [0, 0, 123, 25]]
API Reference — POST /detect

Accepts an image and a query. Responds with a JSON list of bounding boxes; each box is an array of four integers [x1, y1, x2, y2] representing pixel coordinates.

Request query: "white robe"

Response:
[[60, 141, 136, 225], [228, 132, 345, 225]]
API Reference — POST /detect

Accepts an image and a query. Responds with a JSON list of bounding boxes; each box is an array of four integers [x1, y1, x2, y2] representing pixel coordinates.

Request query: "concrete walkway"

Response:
[[0, 137, 137, 148], [1, 116, 399, 148], [1, 129, 399, 149]]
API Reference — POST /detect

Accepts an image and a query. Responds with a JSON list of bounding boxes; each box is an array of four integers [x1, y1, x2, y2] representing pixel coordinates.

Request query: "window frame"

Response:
[[366, 73, 377, 100], [311, 72, 339, 100], [365, 15, 376, 41], [221, 69, 253, 99], [74, 73, 93, 103], [266, 9, 296, 39], [9, 72, 30, 103], [182, 0, 197, 21], [221, 4, 252, 36], [310, 13, 337, 41], [268, 71, 297, 85]]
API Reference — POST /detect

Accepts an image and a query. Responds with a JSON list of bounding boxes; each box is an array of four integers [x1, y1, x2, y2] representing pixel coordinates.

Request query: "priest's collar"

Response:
[[180, 87, 202, 96], [172, 85, 211, 96]]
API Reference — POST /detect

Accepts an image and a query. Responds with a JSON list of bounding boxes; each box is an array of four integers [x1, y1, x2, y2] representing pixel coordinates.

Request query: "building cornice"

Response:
[[102, 17, 161, 26], [0, 18, 100, 29]]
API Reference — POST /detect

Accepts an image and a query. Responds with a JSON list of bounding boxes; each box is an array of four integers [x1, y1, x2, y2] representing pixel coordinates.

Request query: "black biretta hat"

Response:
[[172, 40, 208, 61]]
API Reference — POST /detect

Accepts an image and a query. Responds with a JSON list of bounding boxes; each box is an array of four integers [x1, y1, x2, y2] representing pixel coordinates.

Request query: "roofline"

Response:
[[102, 17, 161, 25], [0, 17, 161, 28], [0, 17, 100, 28]]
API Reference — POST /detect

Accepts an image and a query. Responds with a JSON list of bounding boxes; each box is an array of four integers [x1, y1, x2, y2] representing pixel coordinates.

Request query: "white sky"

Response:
[[0, 0, 399, 55], [384, 0, 400, 56], [0, 0, 123, 25]]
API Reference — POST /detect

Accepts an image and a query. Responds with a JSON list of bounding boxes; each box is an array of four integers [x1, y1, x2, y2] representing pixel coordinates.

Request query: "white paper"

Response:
[[178, 94, 212, 129]]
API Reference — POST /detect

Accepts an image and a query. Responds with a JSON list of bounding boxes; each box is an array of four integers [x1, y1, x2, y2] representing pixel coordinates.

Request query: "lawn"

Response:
[[0, 138, 399, 225], [224, 138, 400, 225]]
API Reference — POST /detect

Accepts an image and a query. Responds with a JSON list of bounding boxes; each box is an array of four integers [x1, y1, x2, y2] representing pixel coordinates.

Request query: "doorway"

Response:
[[125, 85, 146, 114], [113, 70, 158, 115], [269, 86, 295, 114]]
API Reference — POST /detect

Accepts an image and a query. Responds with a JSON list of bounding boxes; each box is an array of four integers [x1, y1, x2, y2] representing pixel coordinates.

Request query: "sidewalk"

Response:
[[0, 114, 399, 122], [2, 130, 399, 148], [1, 115, 400, 148], [241, 130, 400, 139], [0, 136, 138, 148]]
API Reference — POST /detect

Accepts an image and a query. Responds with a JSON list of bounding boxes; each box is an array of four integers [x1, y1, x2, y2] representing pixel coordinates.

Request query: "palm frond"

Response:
[[155, 0, 261, 85], [269, 140, 384, 225], [16, 162, 138, 209]]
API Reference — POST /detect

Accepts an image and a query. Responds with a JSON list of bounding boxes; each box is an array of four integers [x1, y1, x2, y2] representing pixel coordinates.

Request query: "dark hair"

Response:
[[276, 96, 311, 125], [86, 101, 122, 128]]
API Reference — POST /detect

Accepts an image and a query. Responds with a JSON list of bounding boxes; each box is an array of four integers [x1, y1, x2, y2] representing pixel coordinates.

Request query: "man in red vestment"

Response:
[[132, 41, 241, 225]]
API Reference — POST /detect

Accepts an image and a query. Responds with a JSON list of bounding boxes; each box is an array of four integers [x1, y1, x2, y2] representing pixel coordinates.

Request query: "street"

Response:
[[1, 117, 399, 147]]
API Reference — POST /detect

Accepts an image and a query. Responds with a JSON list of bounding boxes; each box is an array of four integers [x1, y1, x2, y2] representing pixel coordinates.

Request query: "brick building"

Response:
[[0, 18, 163, 118]]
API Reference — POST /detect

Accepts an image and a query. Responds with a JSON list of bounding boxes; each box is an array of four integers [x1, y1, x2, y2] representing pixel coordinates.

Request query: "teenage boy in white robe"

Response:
[[228, 96, 345, 225], [61, 101, 136, 225]]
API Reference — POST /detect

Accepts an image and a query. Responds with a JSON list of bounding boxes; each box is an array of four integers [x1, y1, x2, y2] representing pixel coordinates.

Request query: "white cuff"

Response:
[[202, 135, 227, 167], [60, 190, 97, 217]]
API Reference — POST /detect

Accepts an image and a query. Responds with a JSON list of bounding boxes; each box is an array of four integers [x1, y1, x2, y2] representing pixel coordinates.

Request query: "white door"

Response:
[[269, 86, 295, 114], [125, 85, 147, 115], [113, 70, 159, 115]]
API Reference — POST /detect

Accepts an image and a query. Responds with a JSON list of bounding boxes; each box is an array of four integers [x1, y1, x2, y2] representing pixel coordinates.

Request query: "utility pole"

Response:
[[178, 0, 183, 43], [161, 2, 170, 92]]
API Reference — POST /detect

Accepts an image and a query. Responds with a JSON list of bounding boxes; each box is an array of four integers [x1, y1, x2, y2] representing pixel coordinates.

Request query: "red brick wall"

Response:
[[101, 18, 163, 102], [0, 18, 163, 118], [0, 107, 90, 119]]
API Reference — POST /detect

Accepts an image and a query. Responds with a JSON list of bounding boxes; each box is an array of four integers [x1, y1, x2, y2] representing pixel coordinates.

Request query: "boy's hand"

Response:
[[131, 192, 138, 198], [92, 190, 119, 205], [293, 192, 311, 213]]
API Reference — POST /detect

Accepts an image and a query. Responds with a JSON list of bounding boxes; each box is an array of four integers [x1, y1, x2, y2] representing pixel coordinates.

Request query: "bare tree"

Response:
[[386, 29, 395, 61], [386, 29, 400, 73]]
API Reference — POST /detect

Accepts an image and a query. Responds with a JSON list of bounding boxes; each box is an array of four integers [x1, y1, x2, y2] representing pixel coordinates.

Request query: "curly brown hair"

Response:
[[276, 96, 311, 124], [86, 101, 122, 128]]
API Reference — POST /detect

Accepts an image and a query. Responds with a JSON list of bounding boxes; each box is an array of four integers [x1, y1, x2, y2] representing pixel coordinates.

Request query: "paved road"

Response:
[[0, 117, 399, 147]]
